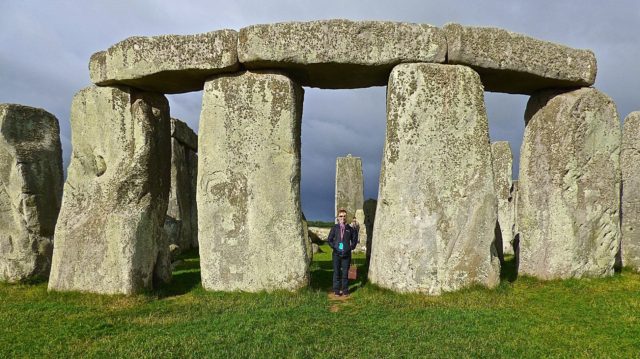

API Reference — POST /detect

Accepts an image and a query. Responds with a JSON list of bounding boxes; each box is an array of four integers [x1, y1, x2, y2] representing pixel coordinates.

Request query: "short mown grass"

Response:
[[1, 244, 639, 358]]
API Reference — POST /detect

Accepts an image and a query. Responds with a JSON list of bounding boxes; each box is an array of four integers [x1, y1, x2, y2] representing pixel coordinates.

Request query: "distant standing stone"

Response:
[[335, 155, 366, 251], [0, 104, 63, 282], [369, 63, 500, 295], [621, 111, 640, 272], [518, 88, 621, 279], [48, 86, 171, 294], [491, 141, 515, 257], [198, 71, 309, 292]]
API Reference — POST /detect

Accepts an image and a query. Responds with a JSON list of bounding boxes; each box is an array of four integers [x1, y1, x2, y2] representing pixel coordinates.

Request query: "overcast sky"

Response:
[[1, 1, 639, 221]]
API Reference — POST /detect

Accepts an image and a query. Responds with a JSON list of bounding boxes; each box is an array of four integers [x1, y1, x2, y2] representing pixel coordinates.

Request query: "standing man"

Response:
[[328, 208, 359, 297]]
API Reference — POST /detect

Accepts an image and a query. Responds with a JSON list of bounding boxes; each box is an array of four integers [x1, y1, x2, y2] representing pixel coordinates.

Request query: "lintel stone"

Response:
[[90, 30, 239, 94], [238, 19, 447, 89], [444, 23, 597, 94]]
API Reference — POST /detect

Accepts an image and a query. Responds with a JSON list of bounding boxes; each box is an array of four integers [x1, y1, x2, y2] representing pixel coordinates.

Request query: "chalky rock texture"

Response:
[[198, 71, 309, 292], [335, 155, 366, 251], [491, 141, 515, 256], [238, 20, 447, 88], [444, 23, 597, 94], [0, 104, 63, 282], [518, 88, 621, 279], [165, 118, 198, 251], [621, 111, 640, 271], [90, 30, 239, 94], [369, 63, 500, 295], [48, 86, 171, 294]]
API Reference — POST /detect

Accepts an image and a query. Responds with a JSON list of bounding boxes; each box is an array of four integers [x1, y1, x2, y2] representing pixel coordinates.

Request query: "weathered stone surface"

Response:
[[48, 85, 171, 294], [369, 63, 500, 295], [335, 155, 366, 251], [238, 20, 447, 89], [0, 104, 63, 282], [198, 71, 309, 292], [188, 149, 198, 248], [165, 118, 198, 251], [444, 23, 597, 94], [308, 227, 330, 242], [90, 30, 239, 94], [621, 111, 640, 271], [491, 141, 515, 256], [518, 88, 620, 279], [335, 155, 364, 217], [363, 198, 377, 266], [171, 117, 197, 151]]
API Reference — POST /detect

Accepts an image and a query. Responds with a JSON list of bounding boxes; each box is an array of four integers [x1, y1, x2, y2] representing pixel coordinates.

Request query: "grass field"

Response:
[[1, 244, 639, 358]]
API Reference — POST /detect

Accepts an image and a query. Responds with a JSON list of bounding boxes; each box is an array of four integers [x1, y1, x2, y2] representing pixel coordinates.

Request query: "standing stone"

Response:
[[0, 104, 63, 282], [369, 63, 500, 295], [198, 71, 308, 292], [518, 88, 621, 279], [335, 154, 366, 251], [165, 118, 198, 251], [491, 141, 515, 256], [621, 111, 640, 271], [48, 86, 171, 294]]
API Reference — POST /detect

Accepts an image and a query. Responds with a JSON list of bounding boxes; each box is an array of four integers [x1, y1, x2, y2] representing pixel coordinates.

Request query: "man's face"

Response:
[[337, 212, 346, 224]]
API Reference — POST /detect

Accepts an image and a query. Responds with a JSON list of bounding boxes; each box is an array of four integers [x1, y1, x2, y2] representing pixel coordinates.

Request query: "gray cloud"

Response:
[[1, 1, 638, 220]]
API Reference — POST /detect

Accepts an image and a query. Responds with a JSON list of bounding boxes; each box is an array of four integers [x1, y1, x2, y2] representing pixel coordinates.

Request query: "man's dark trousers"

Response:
[[332, 252, 351, 293]]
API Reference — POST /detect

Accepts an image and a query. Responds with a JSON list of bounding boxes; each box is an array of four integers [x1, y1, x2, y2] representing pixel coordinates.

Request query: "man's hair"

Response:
[[337, 208, 347, 215]]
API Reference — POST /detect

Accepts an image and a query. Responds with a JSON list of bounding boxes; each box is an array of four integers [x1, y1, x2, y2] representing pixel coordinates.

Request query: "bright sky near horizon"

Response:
[[1, 1, 639, 220]]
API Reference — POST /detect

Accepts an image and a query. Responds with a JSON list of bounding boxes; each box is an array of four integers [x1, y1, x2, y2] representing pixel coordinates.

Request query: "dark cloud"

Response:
[[1, 1, 638, 221]]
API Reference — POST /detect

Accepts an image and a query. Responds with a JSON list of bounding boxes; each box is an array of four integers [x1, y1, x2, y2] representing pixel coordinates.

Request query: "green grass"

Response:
[[1, 245, 639, 358]]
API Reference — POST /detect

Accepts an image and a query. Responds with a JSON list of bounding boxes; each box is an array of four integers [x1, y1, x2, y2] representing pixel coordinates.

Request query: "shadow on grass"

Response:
[[500, 255, 518, 283], [156, 249, 202, 298], [310, 249, 368, 293]]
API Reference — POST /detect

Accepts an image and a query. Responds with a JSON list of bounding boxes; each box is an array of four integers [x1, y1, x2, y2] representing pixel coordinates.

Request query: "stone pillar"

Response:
[[369, 63, 500, 295], [621, 111, 640, 271], [335, 155, 366, 251], [48, 85, 171, 295], [518, 88, 621, 279], [0, 104, 63, 282], [491, 141, 515, 257], [198, 71, 309, 292], [165, 118, 198, 251]]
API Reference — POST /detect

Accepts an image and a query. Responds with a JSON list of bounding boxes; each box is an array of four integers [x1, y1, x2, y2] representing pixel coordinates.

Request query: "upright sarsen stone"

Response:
[[518, 88, 621, 279], [198, 71, 309, 292], [165, 118, 198, 251], [621, 111, 640, 271], [48, 86, 171, 294], [491, 141, 515, 256], [369, 63, 500, 295], [0, 104, 63, 282]]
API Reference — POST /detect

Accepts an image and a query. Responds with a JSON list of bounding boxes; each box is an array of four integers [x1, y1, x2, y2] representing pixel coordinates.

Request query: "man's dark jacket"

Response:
[[327, 223, 359, 257]]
